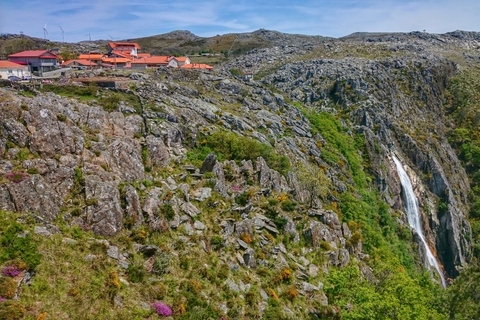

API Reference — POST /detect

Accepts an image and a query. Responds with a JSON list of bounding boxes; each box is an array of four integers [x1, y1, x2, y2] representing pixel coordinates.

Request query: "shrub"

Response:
[[240, 232, 253, 244], [281, 200, 296, 212], [106, 270, 120, 298], [37, 312, 48, 320], [0, 222, 41, 270], [267, 289, 278, 300], [151, 283, 167, 300], [26, 167, 38, 174], [57, 114, 67, 122], [151, 252, 171, 276], [245, 288, 259, 306], [210, 236, 223, 251], [235, 191, 251, 206], [273, 216, 288, 230], [68, 287, 81, 298], [86, 198, 98, 206], [179, 255, 190, 270], [0, 300, 25, 320], [229, 68, 242, 77], [151, 302, 172, 317], [160, 204, 175, 220], [277, 268, 293, 284], [127, 264, 146, 283], [286, 286, 299, 300], [184, 279, 202, 294], [0, 277, 16, 299], [320, 241, 333, 251], [217, 264, 229, 279]]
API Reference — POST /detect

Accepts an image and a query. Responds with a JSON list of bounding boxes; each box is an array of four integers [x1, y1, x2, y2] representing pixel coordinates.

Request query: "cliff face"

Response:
[[0, 31, 478, 319], [223, 34, 476, 278]]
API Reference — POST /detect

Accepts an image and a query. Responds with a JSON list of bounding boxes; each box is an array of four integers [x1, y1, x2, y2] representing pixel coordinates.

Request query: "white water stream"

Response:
[[392, 155, 446, 288]]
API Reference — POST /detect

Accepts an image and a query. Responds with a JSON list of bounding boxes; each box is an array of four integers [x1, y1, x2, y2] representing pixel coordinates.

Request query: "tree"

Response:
[[442, 261, 480, 319], [296, 162, 329, 208]]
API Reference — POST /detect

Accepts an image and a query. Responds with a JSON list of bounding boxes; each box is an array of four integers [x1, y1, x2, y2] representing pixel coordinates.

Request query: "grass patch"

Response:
[[187, 131, 290, 176]]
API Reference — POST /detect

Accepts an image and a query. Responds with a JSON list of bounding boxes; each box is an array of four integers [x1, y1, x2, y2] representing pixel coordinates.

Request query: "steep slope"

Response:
[[0, 31, 479, 319]]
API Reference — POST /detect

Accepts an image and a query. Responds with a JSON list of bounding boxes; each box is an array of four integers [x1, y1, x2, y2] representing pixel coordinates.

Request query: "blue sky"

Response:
[[0, 0, 479, 43]]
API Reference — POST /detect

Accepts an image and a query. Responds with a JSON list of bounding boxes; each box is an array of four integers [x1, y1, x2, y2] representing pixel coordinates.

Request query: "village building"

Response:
[[0, 60, 30, 79], [168, 56, 191, 67], [61, 59, 100, 69], [7, 50, 59, 75], [77, 53, 105, 65], [107, 42, 140, 57], [181, 63, 213, 70]]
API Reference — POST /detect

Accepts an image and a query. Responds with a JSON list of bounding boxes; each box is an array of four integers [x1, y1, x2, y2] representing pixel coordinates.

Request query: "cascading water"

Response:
[[392, 155, 446, 288]]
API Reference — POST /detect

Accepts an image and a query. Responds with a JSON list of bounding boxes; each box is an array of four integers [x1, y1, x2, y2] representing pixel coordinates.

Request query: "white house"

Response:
[[0, 60, 30, 79]]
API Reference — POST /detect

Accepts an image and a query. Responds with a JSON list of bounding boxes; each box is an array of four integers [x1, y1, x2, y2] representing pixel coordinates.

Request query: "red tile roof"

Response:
[[61, 59, 98, 66], [0, 60, 29, 68], [173, 57, 189, 62], [111, 51, 132, 59], [102, 58, 131, 63], [130, 56, 170, 64], [181, 63, 213, 70], [108, 42, 140, 50], [78, 54, 104, 60], [8, 50, 58, 58]]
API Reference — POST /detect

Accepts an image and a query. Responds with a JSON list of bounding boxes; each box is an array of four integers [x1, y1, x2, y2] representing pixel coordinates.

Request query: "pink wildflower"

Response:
[[151, 302, 172, 317], [2, 265, 20, 277]]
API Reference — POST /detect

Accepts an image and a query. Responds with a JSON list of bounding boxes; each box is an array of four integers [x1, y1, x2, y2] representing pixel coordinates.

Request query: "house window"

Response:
[[7, 69, 13, 74]]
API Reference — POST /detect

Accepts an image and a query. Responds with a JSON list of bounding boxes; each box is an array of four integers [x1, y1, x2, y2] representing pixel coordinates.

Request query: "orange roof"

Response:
[[102, 58, 131, 63], [131, 56, 169, 64], [61, 59, 98, 66], [173, 57, 189, 62], [8, 50, 58, 59], [0, 60, 28, 68], [111, 51, 132, 59], [78, 54, 104, 60], [108, 42, 140, 50], [181, 63, 213, 70]]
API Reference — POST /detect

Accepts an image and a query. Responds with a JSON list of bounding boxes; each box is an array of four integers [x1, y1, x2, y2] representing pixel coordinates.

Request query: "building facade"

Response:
[[8, 50, 59, 75]]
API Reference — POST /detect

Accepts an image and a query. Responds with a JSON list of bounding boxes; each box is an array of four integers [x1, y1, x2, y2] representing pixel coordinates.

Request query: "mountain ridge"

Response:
[[0, 27, 480, 319]]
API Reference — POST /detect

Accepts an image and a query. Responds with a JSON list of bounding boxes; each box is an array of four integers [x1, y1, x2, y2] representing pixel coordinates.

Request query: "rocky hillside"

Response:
[[1, 31, 480, 319]]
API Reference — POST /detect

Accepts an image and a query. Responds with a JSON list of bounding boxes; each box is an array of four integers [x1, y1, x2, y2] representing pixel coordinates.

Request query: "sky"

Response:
[[0, 0, 479, 43]]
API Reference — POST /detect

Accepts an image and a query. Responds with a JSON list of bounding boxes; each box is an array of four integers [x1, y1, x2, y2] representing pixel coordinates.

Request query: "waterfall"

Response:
[[392, 155, 446, 288]]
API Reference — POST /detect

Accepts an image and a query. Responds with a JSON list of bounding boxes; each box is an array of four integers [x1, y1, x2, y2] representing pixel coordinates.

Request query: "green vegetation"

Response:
[[290, 101, 448, 317], [439, 67, 480, 319], [39, 84, 141, 113], [0, 212, 41, 270], [187, 131, 291, 176], [304, 110, 367, 187], [445, 69, 480, 258]]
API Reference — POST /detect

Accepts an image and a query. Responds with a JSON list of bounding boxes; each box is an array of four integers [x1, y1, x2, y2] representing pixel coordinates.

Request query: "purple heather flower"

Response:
[[2, 265, 20, 277], [0, 297, 6, 302], [4, 171, 27, 183], [231, 185, 241, 192], [151, 302, 172, 317]]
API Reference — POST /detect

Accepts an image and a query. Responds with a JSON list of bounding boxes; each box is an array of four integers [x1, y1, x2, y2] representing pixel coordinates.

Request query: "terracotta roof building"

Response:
[[0, 60, 30, 79], [181, 63, 213, 70], [8, 50, 59, 75]]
